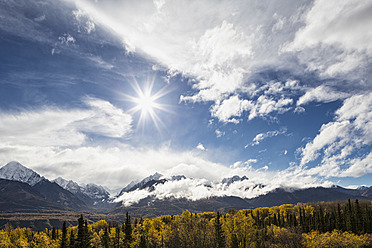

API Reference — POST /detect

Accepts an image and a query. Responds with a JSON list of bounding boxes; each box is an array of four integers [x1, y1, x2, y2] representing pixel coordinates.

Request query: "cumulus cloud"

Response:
[[211, 95, 251, 123], [196, 143, 206, 151], [300, 92, 372, 177]]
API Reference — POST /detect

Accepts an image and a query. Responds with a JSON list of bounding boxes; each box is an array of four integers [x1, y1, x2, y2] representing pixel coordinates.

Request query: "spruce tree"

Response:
[[52, 227, 57, 240], [215, 212, 225, 248], [77, 215, 85, 247], [76, 215, 91, 248], [124, 212, 132, 245], [70, 229, 75, 248], [61, 222, 67, 248]]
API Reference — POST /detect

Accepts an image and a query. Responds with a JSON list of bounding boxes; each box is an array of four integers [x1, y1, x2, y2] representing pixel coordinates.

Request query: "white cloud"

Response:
[[71, 0, 312, 122], [73, 9, 96, 34], [58, 34, 76, 46], [300, 92, 372, 177], [196, 143, 206, 151], [297, 85, 350, 106], [211, 95, 251, 123], [0, 97, 132, 147], [215, 129, 225, 138], [70, 0, 372, 126], [284, 0, 372, 77], [250, 129, 287, 146], [286, 0, 372, 55], [113, 164, 334, 205]]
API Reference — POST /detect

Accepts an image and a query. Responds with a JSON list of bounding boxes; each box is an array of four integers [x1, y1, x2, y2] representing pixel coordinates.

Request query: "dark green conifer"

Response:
[[215, 212, 225, 248], [61, 222, 67, 248], [124, 212, 132, 246]]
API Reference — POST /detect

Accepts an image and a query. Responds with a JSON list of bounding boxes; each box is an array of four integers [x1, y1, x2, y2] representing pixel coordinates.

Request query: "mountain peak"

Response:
[[0, 161, 44, 186], [4, 161, 25, 169], [53, 177, 110, 201]]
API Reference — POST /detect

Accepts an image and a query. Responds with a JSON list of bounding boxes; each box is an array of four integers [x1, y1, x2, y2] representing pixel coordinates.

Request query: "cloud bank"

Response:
[[71, 0, 372, 124]]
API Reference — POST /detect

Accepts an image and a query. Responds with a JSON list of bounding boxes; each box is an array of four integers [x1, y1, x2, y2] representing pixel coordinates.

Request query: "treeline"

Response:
[[1, 199, 372, 247]]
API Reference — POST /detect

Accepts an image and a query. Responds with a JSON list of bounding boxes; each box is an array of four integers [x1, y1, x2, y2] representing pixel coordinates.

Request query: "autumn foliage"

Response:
[[1, 199, 372, 247]]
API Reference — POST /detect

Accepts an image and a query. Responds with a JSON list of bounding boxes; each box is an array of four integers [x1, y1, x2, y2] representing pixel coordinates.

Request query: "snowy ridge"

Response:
[[118, 172, 163, 195], [53, 177, 81, 194], [115, 173, 257, 206], [53, 177, 110, 200], [0, 161, 44, 186]]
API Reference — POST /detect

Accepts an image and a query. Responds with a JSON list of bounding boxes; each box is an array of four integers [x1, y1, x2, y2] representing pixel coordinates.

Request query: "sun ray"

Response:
[[121, 76, 173, 131]]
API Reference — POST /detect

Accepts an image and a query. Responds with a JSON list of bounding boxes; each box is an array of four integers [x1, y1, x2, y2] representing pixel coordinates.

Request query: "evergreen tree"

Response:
[[354, 199, 363, 233], [52, 227, 57, 240], [70, 229, 76, 248], [77, 215, 85, 247], [215, 212, 225, 248], [124, 212, 132, 245], [61, 222, 67, 248], [76, 215, 91, 248]]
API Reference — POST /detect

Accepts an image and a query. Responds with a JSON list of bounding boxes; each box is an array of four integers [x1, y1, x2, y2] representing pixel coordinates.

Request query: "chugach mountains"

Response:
[[1, 161, 371, 230]]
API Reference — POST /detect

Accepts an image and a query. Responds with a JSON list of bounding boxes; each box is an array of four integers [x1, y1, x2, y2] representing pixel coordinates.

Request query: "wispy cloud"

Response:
[[297, 85, 350, 106], [284, 0, 372, 77], [300, 92, 372, 177], [0, 97, 132, 147], [250, 128, 287, 147]]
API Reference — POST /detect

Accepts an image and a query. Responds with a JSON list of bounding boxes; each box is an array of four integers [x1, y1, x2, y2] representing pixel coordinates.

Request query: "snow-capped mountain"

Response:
[[119, 172, 163, 195], [0, 161, 44, 186], [53, 177, 110, 201], [222, 175, 249, 186]]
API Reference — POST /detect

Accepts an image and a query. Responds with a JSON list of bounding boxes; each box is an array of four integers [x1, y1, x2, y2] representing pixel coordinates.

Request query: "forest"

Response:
[[1, 199, 372, 247]]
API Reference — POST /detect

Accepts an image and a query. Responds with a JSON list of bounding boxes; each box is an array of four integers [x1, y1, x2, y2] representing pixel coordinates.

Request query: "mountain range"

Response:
[[1, 161, 371, 218]]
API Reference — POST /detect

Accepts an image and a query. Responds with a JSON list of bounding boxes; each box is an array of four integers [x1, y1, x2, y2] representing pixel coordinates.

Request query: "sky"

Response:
[[0, 0, 371, 197]]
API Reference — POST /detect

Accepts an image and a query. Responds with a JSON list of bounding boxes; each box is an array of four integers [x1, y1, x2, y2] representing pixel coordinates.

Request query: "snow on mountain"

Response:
[[53, 177, 110, 200], [53, 177, 81, 194], [0, 161, 44, 186], [222, 175, 249, 186], [115, 173, 256, 206], [83, 183, 110, 200], [119, 172, 163, 195]]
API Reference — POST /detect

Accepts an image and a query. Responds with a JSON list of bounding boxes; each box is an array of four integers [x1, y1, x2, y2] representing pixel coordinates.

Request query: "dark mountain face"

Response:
[[0, 179, 66, 212], [247, 186, 369, 208], [360, 187, 372, 198], [32, 179, 87, 210]]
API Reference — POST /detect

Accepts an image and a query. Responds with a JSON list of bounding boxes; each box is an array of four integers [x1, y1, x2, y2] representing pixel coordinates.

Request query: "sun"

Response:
[[134, 90, 157, 117], [123, 77, 172, 130]]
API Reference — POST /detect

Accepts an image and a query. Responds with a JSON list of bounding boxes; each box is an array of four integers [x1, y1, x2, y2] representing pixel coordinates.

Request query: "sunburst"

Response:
[[123, 77, 172, 130]]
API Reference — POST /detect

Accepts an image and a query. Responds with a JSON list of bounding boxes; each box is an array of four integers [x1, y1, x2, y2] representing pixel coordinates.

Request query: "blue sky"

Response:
[[0, 0, 371, 194]]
